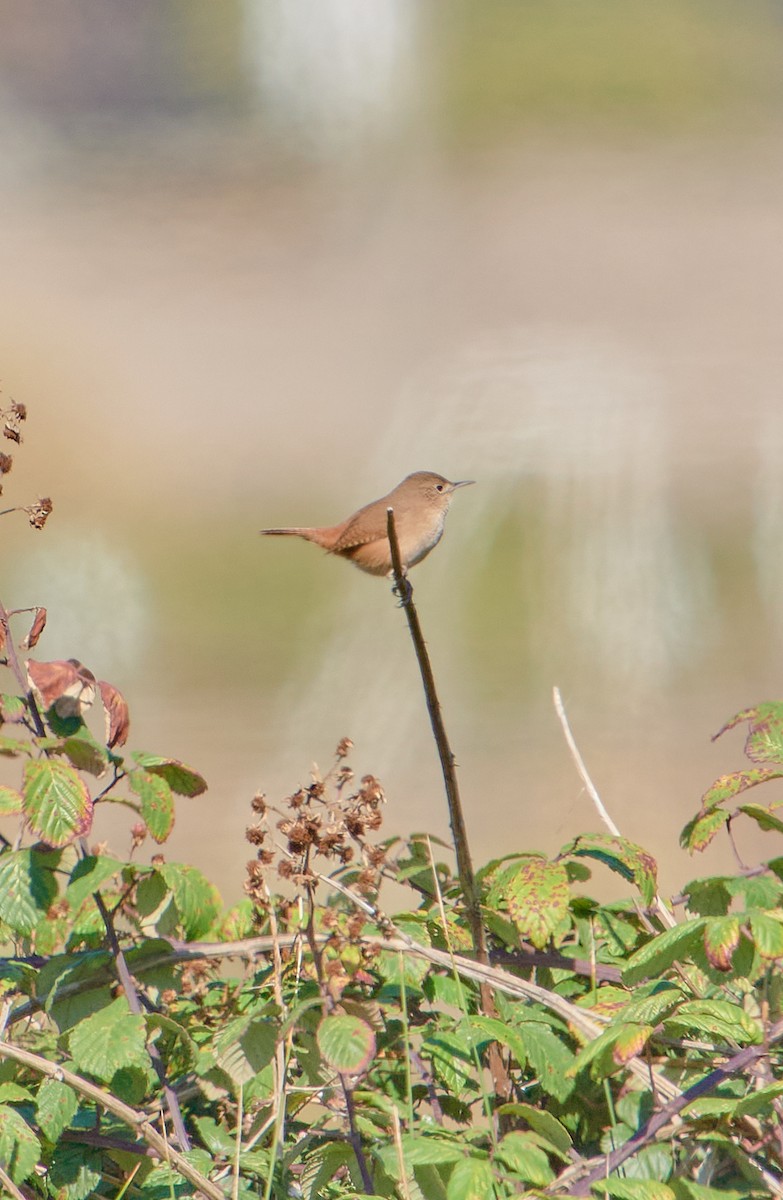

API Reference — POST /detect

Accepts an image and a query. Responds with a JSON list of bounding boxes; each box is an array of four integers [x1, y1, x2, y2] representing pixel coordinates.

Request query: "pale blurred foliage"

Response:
[[2, 0, 783, 897]]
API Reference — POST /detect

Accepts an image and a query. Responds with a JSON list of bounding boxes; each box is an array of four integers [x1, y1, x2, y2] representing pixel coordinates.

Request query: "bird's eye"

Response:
[[435, 484, 444, 492]]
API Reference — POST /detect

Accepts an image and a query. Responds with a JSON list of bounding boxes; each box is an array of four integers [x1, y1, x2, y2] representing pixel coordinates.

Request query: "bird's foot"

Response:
[[390, 568, 412, 606]]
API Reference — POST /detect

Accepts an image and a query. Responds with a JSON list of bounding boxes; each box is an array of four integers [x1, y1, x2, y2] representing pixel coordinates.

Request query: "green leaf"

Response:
[[0, 785, 22, 815], [738, 802, 783, 835], [623, 919, 705, 986], [563, 834, 658, 906], [748, 911, 783, 959], [65, 855, 124, 911], [516, 1021, 575, 1101], [213, 1014, 277, 1087], [680, 808, 730, 853], [48, 1144, 104, 1200], [0, 1105, 40, 1184], [592, 1180, 675, 1199], [0, 848, 57, 935], [60, 733, 109, 777], [423, 1032, 480, 1095], [0, 733, 25, 756], [495, 1131, 555, 1184], [23, 758, 92, 847], [0, 693, 27, 723], [665, 999, 763, 1045], [158, 862, 221, 939], [317, 1013, 376, 1074], [464, 1016, 528, 1070], [36, 1077, 79, 1142], [192, 1114, 236, 1157], [68, 999, 149, 1082], [377, 1135, 463, 1169], [128, 768, 175, 843], [486, 854, 570, 948], [700, 767, 783, 810], [446, 1155, 494, 1200], [132, 751, 207, 796], [496, 1102, 573, 1157]]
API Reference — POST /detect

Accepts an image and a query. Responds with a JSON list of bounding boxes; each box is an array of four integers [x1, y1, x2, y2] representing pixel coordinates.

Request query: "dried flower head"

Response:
[[26, 497, 53, 530], [335, 736, 354, 759]]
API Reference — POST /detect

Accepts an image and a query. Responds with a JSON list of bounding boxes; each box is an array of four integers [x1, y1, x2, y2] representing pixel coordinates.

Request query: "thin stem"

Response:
[[0, 601, 45, 736], [386, 508, 511, 1102]]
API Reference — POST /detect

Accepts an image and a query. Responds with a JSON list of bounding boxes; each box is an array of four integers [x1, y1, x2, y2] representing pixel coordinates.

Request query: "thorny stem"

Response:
[[385, 508, 511, 1103], [561, 1019, 783, 1196], [0, 1040, 223, 1200]]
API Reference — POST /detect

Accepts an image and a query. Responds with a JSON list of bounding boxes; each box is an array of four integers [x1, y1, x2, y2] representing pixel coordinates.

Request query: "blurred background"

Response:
[[3, 0, 783, 903]]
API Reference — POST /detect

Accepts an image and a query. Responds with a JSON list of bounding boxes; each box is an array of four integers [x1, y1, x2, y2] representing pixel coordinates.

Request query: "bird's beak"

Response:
[[450, 479, 475, 490]]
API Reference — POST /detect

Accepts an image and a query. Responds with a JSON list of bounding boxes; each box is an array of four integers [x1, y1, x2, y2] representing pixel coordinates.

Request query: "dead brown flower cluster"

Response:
[[244, 740, 388, 909], [0, 397, 53, 528]]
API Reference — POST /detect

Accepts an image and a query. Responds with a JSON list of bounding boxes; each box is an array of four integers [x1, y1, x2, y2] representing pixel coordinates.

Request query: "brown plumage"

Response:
[[260, 471, 473, 576]]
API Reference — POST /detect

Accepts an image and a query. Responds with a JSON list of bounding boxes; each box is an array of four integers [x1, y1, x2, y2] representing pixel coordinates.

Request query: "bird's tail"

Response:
[[259, 526, 335, 549]]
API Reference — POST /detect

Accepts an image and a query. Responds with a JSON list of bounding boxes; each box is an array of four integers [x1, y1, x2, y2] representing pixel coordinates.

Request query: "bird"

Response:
[[260, 471, 474, 576]]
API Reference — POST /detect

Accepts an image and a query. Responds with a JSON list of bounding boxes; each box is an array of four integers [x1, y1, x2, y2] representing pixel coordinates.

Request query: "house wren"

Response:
[[260, 471, 474, 576]]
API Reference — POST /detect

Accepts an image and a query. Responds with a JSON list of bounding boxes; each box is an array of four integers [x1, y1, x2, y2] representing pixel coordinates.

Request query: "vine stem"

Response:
[[385, 509, 511, 1102], [0, 1040, 223, 1200]]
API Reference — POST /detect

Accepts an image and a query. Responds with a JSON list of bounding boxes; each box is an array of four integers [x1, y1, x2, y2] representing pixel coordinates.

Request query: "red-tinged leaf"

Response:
[[714, 703, 783, 764], [22, 608, 46, 650], [0, 786, 23, 815], [563, 834, 658, 906], [23, 759, 93, 848], [132, 752, 207, 797], [27, 659, 96, 717], [487, 855, 570, 949], [317, 1013, 376, 1074], [680, 807, 730, 853], [701, 768, 783, 810], [612, 1023, 654, 1066], [704, 915, 740, 971], [97, 680, 130, 748], [128, 769, 174, 843], [0, 619, 6, 656]]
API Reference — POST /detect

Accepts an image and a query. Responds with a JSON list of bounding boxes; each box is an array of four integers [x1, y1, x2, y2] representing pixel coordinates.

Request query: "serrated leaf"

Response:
[[376, 1135, 463, 1170], [623, 919, 705, 986], [563, 834, 658, 906], [739, 802, 783, 834], [749, 911, 783, 959], [495, 1131, 555, 1184], [703, 915, 740, 971], [0, 785, 22, 814], [60, 734, 109, 777], [192, 1114, 236, 1156], [48, 1143, 103, 1200], [423, 1032, 479, 1094], [593, 1180, 675, 1199], [158, 862, 221, 939], [516, 1022, 575, 1101], [36, 1078, 78, 1142], [487, 855, 570, 948], [464, 1016, 528, 1070], [665, 999, 762, 1045], [128, 768, 175, 843], [445, 1155, 494, 1200], [680, 807, 730, 853], [68, 1000, 148, 1082], [317, 1014, 376, 1074], [213, 1014, 277, 1086], [0, 848, 57, 935], [700, 767, 783, 810], [132, 751, 207, 796], [612, 1023, 654, 1065], [497, 1102, 573, 1157], [65, 855, 124, 911], [23, 758, 92, 847], [0, 1105, 40, 1183]]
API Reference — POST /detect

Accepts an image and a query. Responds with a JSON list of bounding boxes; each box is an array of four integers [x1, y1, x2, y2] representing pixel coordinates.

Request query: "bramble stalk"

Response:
[[385, 508, 511, 1102]]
